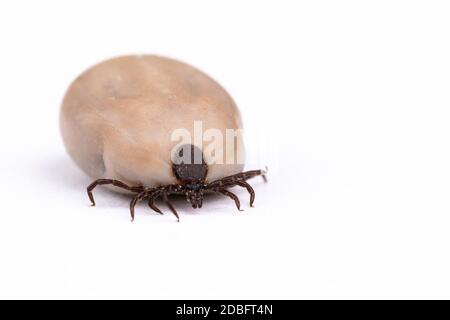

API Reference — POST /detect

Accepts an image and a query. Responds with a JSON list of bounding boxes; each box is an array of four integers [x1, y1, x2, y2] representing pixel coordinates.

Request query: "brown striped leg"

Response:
[[163, 191, 180, 222], [225, 169, 267, 183], [148, 195, 163, 215], [87, 179, 143, 206], [207, 168, 267, 188], [130, 191, 147, 222], [217, 189, 242, 211], [236, 181, 255, 207]]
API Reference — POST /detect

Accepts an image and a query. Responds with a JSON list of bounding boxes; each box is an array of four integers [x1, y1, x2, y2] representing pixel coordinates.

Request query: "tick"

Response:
[[60, 55, 266, 221]]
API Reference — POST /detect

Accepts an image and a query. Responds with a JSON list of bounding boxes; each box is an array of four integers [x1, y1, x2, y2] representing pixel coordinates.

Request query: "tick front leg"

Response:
[[87, 179, 144, 206]]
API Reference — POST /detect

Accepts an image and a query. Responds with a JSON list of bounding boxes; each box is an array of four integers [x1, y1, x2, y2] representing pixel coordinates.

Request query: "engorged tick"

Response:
[[60, 55, 267, 221]]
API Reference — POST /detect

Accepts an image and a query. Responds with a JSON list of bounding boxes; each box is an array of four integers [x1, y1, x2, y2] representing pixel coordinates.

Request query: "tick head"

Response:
[[185, 183, 205, 209], [172, 144, 208, 209]]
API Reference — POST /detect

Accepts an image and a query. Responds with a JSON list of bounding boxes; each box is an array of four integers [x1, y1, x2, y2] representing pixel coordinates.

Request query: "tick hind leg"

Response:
[[87, 179, 144, 206]]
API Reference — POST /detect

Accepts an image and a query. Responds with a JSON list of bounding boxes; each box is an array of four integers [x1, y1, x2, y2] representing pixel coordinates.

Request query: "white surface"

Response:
[[1, 0, 450, 299]]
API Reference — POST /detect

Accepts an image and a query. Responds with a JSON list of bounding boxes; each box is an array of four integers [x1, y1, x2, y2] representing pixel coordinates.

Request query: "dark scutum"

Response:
[[172, 144, 208, 183]]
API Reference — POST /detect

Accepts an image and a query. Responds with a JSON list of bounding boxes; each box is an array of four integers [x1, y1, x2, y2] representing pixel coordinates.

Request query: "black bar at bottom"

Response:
[[0, 300, 447, 318]]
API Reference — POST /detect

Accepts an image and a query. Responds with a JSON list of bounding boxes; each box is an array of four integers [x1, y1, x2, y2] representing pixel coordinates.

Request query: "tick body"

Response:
[[60, 55, 266, 221]]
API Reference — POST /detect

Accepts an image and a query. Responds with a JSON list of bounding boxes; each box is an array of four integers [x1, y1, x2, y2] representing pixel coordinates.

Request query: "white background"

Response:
[[1, 0, 450, 299]]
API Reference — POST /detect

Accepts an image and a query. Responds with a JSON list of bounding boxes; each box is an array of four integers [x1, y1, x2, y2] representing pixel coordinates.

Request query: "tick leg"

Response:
[[148, 194, 163, 215], [218, 189, 243, 211], [163, 192, 180, 222], [87, 179, 143, 206], [236, 181, 255, 207], [207, 168, 267, 188], [130, 191, 147, 222], [227, 169, 267, 182]]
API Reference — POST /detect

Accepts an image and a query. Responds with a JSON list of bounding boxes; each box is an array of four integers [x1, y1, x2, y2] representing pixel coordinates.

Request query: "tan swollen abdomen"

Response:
[[60, 55, 245, 188]]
